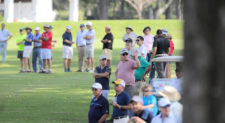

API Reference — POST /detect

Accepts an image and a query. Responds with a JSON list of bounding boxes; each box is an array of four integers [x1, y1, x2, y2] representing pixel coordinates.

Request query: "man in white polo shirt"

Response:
[[0, 23, 12, 63]]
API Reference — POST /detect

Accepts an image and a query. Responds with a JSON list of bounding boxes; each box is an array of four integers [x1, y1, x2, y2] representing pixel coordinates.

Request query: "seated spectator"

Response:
[[151, 98, 181, 123], [88, 83, 109, 123], [158, 86, 183, 119], [93, 55, 111, 99], [142, 85, 158, 116], [170, 68, 183, 94], [112, 79, 132, 123], [129, 96, 154, 123]]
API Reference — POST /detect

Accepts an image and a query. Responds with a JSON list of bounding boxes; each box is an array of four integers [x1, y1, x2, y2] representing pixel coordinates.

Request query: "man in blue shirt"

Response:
[[84, 22, 95, 72], [88, 83, 109, 123], [112, 79, 132, 123], [76, 24, 87, 72], [32, 27, 42, 72], [23, 27, 33, 72], [93, 55, 111, 99], [62, 25, 74, 72]]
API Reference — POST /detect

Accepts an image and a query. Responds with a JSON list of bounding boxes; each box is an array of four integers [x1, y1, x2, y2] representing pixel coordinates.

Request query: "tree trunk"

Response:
[[165, 0, 172, 19], [119, 0, 125, 19], [183, 0, 225, 123], [137, 10, 142, 19], [98, 0, 108, 19], [153, 0, 161, 19]]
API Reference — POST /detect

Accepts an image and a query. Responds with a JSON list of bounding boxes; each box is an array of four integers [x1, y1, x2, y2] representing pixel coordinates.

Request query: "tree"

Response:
[[183, 0, 225, 123], [154, 0, 174, 19], [98, 0, 109, 19], [124, 0, 155, 19]]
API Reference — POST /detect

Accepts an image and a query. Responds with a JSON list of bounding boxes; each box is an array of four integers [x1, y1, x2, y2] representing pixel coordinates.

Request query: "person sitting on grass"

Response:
[[88, 83, 109, 123], [128, 96, 154, 123], [16, 28, 27, 72], [142, 84, 158, 116], [93, 55, 111, 99]]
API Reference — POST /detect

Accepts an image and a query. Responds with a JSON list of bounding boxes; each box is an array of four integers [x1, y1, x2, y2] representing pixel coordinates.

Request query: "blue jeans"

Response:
[[146, 53, 152, 62], [0, 42, 7, 63], [32, 47, 42, 72], [149, 64, 157, 85]]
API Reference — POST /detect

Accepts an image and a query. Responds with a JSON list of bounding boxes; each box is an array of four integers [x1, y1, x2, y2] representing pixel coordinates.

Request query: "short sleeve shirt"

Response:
[[16, 34, 27, 51], [151, 112, 181, 123], [135, 56, 150, 81], [41, 31, 52, 49], [143, 34, 154, 52], [143, 95, 158, 116], [95, 66, 111, 90], [34, 33, 42, 47], [24, 32, 33, 46], [138, 44, 148, 59], [62, 32, 73, 46], [88, 95, 109, 123], [85, 29, 95, 45], [153, 36, 170, 54], [117, 58, 137, 86], [112, 91, 131, 118], [132, 109, 154, 123], [102, 33, 113, 49], [0, 29, 12, 42]]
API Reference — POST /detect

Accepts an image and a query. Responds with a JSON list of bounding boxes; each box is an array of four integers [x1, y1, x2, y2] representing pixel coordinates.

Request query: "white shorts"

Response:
[[63, 45, 73, 59], [41, 48, 52, 60], [23, 46, 32, 58], [113, 116, 129, 123], [102, 90, 109, 100], [85, 44, 94, 58]]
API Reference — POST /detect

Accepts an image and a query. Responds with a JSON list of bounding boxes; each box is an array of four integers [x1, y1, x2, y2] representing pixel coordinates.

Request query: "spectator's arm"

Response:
[[142, 65, 152, 81], [64, 39, 74, 44], [115, 69, 118, 78], [94, 72, 110, 78], [8, 35, 12, 40], [152, 47, 157, 59], [119, 103, 133, 110], [130, 116, 147, 123], [133, 56, 141, 69], [142, 104, 155, 110], [98, 114, 109, 123], [168, 47, 170, 55]]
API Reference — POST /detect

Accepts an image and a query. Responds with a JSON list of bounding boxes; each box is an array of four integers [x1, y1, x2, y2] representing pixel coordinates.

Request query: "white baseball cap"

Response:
[[66, 25, 72, 30], [99, 55, 107, 60], [120, 48, 129, 55], [92, 83, 102, 90], [35, 27, 40, 31], [112, 79, 126, 88], [85, 22, 92, 26], [158, 98, 171, 108], [131, 96, 143, 104]]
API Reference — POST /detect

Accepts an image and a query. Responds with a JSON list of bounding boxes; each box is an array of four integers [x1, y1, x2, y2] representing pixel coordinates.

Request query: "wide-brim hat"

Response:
[[126, 26, 133, 31], [158, 86, 181, 102], [25, 26, 32, 31]]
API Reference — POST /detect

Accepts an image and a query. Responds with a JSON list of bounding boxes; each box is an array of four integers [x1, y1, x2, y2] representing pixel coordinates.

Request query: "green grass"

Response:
[[0, 20, 183, 123]]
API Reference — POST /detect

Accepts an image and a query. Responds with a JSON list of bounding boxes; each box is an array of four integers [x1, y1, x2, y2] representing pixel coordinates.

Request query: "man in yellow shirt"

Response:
[[16, 28, 27, 72]]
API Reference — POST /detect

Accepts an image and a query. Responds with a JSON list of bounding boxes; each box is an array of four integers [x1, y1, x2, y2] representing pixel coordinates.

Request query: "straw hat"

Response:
[[158, 86, 181, 102]]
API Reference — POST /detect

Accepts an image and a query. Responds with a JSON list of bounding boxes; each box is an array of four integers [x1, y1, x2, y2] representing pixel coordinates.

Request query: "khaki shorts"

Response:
[[85, 44, 94, 58], [63, 45, 73, 59], [103, 49, 112, 60]]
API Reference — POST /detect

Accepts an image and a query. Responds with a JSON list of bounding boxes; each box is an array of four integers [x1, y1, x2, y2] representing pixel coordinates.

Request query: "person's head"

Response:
[[126, 26, 133, 34], [156, 29, 162, 36], [80, 24, 85, 31], [91, 83, 102, 98], [105, 26, 111, 33], [85, 22, 92, 30], [25, 27, 32, 33], [136, 36, 144, 46], [113, 79, 125, 93], [19, 28, 24, 35], [125, 38, 133, 50], [130, 96, 144, 114], [35, 27, 40, 34], [175, 68, 183, 78], [66, 25, 71, 33], [49, 25, 53, 31], [99, 55, 107, 66], [43, 24, 50, 32], [158, 98, 171, 117], [142, 84, 153, 97], [1, 23, 5, 29], [120, 48, 129, 61], [158, 86, 181, 102], [143, 26, 151, 35], [162, 28, 168, 38], [166, 34, 172, 41]]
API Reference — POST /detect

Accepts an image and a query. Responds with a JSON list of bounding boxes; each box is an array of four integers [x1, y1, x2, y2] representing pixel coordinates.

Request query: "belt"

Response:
[[34, 46, 41, 48], [78, 45, 85, 47], [156, 54, 168, 57], [113, 115, 128, 120], [86, 43, 92, 45], [63, 45, 71, 47]]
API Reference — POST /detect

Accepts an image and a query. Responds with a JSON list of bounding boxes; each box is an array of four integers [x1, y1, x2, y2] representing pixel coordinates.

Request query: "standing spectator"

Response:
[[166, 34, 175, 78], [158, 86, 183, 119], [122, 26, 138, 48], [0, 23, 12, 63], [84, 22, 95, 72], [128, 96, 154, 123], [88, 83, 109, 123], [23, 27, 33, 72], [151, 98, 181, 123], [142, 85, 158, 116], [32, 27, 42, 72], [143, 26, 154, 62], [93, 55, 111, 99], [136, 36, 148, 59], [112, 79, 132, 123], [115, 48, 140, 97], [76, 24, 87, 72], [62, 25, 74, 72], [152, 30, 170, 78], [162, 28, 168, 37], [101, 26, 113, 67], [125, 38, 134, 59], [16, 28, 26, 72], [39, 24, 53, 74], [170, 68, 183, 94]]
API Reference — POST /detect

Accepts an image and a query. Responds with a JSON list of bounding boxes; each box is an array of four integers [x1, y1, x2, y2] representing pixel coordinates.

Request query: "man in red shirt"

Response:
[[39, 24, 53, 74]]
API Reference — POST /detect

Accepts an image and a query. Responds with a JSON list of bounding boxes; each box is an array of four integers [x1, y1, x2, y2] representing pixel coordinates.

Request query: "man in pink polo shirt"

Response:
[[115, 48, 140, 97]]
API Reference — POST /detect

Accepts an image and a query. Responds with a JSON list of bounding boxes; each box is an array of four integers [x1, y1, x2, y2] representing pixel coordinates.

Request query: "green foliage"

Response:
[[0, 20, 183, 122]]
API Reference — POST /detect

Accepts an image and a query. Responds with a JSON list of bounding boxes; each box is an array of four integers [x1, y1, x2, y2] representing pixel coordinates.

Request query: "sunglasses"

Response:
[[144, 89, 152, 92], [101, 58, 107, 61], [136, 39, 140, 42], [162, 104, 170, 108], [122, 53, 128, 56], [92, 88, 98, 91]]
